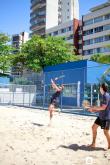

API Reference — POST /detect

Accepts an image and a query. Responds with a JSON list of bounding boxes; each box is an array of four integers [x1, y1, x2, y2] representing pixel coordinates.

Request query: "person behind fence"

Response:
[[88, 83, 110, 150], [48, 78, 64, 126]]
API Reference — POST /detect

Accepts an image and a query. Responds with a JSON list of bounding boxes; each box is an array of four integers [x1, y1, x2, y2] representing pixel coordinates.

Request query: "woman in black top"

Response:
[[48, 78, 64, 126]]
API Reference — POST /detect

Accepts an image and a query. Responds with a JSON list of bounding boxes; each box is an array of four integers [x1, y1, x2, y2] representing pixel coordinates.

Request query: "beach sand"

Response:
[[0, 105, 110, 165]]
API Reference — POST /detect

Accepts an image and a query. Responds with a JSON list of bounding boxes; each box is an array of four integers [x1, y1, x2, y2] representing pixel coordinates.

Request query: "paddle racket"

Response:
[[82, 100, 91, 109], [54, 75, 65, 81]]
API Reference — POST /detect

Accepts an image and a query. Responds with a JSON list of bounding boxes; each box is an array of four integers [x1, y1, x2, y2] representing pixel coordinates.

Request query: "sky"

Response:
[[0, 0, 108, 36]]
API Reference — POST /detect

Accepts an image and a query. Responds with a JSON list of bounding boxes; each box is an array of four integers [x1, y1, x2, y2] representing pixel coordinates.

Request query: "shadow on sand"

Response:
[[32, 123, 44, 127], [59, 144, 105, 151]]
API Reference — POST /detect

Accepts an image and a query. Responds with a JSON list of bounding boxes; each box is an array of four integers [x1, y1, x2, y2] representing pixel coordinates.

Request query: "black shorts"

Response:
[[95, 117, 110, 130], [50, 98, 59, 107]]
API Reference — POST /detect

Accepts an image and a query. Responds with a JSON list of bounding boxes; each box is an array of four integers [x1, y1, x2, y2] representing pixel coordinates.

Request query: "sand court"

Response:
[[0, 105, 110, 165]]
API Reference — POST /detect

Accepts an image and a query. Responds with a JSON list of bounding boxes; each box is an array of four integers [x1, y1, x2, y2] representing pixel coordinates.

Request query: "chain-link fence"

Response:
[[0, 83, 101, 116], [0, 84, 36, 106]]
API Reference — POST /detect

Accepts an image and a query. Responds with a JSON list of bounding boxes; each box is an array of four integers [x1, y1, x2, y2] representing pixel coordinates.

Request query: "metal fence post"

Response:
[[43, 73, 45, 109], [29, 88, 31, 107], [77, 81, 81, 107], [23, 86, 24, 106], [97, 93, 100, 106], [60, 72, 64, 111], [13, 86, 14, 105], [90, 84, 93, 106], [43, 84, 45, 109]]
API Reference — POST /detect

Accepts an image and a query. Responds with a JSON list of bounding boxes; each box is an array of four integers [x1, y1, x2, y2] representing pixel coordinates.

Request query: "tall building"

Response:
[[82, 0, 110, 58], [12, 32, 29, 50], [46, 0, 79, 53], [30, 0, 79, 37], [12, 32, 29, 75], [30, 0, 58, 36], [30, 0, 110, 57], [58, 0, 79, 24]]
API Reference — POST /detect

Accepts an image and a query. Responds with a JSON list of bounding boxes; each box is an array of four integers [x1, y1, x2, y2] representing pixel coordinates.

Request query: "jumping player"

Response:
[[48, 78, 64, 126]]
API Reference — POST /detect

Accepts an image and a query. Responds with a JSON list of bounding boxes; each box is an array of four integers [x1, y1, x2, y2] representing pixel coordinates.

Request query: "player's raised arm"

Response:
[[51, 79, 60, 91]]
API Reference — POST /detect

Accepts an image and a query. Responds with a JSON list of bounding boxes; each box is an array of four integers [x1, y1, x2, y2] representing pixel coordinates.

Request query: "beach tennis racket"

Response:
[[54, 75, 65, 81], [82, 100, 91, 109]]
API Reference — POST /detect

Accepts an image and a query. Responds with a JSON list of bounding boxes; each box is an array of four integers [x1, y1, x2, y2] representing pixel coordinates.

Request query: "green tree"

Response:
[[90, 43, 110, 64], [99, 69, 110, 91], [90, 53, 103, 62], [98, 55, 110, 64], [0, 33, 13, 73], [90, 53, 110, 64], [20, 35, 79, 72]]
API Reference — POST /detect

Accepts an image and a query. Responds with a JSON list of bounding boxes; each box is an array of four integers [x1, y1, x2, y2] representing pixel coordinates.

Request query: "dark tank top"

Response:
[[51, 91, 61, 102]]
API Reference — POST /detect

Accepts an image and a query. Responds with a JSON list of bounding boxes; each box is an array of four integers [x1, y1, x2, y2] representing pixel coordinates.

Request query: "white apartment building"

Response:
[[82, 0, 110, 58], [58, 0, 79, 24], [30, 0, 79, 37], [46, 0, 79, 53]]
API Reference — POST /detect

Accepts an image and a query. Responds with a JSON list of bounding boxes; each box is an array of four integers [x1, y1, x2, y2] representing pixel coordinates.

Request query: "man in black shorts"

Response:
[[48, 78, 64, 126], [88, 83, 110, 149]]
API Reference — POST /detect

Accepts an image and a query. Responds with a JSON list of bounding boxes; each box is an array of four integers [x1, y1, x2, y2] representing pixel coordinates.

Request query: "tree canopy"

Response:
[[20, 35, 80, 72], [0, 33, 13, 73], [90, 53, 110, 64]]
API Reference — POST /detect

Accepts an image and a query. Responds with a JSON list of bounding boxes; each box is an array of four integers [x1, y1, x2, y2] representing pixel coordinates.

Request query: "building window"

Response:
[[94, 26, 103, 33], [79, 35, 82, 40], [84, 29, 93, 36], [94, 47, 104, 54], [83, 49, 93, 55], [61, 28, 66, 33], [39, 10, 46, 16], [58, 6, 62, 11], [94, 36, 103, 43], [67, 16, 69, 19], [58, 0, 62, 4], [84, 19, 93, 26], [94, 16, 103, 23], [67, 26, 72, 31], [88, 49, 93, 54], [105, 14, 110, 20], [66, 34, 73, 40], [53, 31, 58, 36], [84, 39, 93, 45], [104, 47, 110, 52], [78, 44, 82, 49], [48, 33, 51, 36], [103, 24, 110, 31], [104, 35, 110, 41]]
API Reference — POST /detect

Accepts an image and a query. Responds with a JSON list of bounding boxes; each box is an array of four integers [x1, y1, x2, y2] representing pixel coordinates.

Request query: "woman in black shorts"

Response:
[[48, 79, 64, 126], [88, 83, 110, 150]]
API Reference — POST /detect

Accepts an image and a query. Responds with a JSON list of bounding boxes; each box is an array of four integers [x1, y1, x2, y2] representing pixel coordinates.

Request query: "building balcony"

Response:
[[30, 22, 45, 31], [30, 15, 46, 23], [31, 0, 46, 11], [30, 27, 45, 36]]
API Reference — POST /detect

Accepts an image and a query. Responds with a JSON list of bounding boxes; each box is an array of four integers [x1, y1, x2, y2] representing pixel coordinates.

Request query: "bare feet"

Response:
[[88, 144, 96, 148], [48, 120, 52, 127]]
